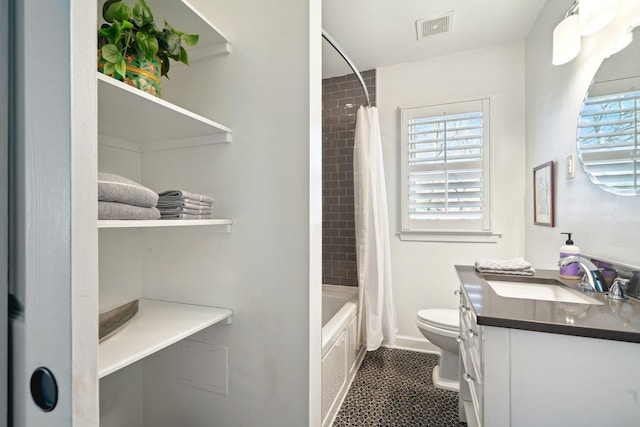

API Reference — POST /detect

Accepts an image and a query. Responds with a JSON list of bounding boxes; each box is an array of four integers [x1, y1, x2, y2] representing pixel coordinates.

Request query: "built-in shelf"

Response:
[[97, 73, 231, 149], [98, 218, 232, 230], [151, 0, 232, 61], [99, 298, 233, 378]]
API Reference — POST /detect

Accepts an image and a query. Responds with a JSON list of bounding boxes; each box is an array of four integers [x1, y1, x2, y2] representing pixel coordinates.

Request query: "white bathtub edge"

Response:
[[322, 299, 357, 356]]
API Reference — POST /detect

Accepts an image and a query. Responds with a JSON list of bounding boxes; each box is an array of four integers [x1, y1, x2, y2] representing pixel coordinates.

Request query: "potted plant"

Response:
[[98, 0, 199, 97]]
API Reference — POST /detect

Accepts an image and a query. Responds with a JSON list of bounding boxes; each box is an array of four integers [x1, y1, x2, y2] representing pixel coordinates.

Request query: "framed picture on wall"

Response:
[[533, 161, 555, 227]]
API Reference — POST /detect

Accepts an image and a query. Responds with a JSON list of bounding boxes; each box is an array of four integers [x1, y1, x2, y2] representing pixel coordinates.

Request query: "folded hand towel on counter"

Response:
[[98, 172, 159, 208], [158, 190, 214, 205], [475, 257, 535, 276], [99, 201, 161, 220]]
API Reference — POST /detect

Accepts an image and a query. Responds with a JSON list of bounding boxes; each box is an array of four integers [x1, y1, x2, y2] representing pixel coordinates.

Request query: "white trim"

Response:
[[398, 230, 502, 243], [384, 335, 440, 353], [98, 219, 232, 229], [308, 0, 323, 424]]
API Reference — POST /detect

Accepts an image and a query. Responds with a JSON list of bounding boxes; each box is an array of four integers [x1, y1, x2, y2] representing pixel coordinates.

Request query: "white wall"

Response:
[[525, 0, 640, 268], [377, 42, 527, 343]]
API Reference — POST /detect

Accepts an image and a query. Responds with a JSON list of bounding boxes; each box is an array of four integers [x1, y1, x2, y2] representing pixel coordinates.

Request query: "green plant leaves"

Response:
[[132, 0, 154, 27], [98, 22, 121, 44], [105, 1, 132, 23], [101, 60, 126, 80], [101, 44, 123, 64], [179, 46, 189, 65], [160, 28, 181, 56], [136, 32, 159, 59], [102, 0, 122, 23], [161, 57, 170, 77], [99, 0, 199, 80], [103, 62, 116, 76], [114, 60, 127, 79], [184, 34, 199, 47]]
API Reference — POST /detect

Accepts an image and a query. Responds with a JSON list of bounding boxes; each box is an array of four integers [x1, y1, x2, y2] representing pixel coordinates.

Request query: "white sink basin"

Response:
[[486, 280, 603, 305]]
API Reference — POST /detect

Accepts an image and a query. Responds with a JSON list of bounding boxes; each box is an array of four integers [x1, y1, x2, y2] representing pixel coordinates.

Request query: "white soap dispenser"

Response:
[[559, 232, 580, 279]]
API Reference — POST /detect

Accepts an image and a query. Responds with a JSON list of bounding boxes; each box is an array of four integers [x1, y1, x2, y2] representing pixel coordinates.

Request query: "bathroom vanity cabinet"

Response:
[[457, 266, 640, 427], [98, 1, 235, 424], [458, 289, 509, 427]]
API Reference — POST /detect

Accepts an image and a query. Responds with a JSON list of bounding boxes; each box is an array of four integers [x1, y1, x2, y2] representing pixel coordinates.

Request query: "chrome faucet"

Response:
[[606, 278, 630, 301], [557, 256, 609, 292]]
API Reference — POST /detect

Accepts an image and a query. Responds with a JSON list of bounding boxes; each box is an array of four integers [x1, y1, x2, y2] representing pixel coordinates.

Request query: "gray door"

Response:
[[1, 0, 8, 423], [9, 0, 99, 424], [9, 0, 77, 424]]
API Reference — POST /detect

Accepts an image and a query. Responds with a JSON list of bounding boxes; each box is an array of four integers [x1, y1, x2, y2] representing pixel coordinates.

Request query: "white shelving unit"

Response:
[[98, 218, 232, 230], [97, 73, 232, 150], [99, 299, 233, 378], [150, 0, 232, 61], [97, 0, 234, 399]]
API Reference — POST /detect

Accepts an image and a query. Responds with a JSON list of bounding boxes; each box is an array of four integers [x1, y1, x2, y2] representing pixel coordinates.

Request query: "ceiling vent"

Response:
[[416, 12, 454, 40]]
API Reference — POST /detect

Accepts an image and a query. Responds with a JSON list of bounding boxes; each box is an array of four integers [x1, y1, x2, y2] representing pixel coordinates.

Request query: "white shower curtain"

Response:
[[354, 105, 397, 351]]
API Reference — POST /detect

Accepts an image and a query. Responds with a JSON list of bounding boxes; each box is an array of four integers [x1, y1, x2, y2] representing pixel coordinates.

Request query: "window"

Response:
[[578, 87, 640, 195], [400, 98, 492, 236]]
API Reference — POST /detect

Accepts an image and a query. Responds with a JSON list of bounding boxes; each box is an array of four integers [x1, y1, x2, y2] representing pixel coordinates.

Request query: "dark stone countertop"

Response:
[[455, 265, 640, 343]]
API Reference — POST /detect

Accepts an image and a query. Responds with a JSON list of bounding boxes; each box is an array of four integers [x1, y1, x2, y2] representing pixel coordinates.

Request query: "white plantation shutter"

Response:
[[401, 99, 491, 232], [578, 90, 640, 195]]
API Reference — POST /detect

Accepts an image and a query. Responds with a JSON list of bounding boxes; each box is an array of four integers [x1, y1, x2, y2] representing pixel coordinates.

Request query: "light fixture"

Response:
[[579, 0, 618, 36], [552, 0, 621, 65], [553, 14, 581, 65], [553, 2, 580, 66]]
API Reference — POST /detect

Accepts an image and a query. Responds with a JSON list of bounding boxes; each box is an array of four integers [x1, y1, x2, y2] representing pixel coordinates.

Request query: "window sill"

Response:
[[397, 231, 502, 243]]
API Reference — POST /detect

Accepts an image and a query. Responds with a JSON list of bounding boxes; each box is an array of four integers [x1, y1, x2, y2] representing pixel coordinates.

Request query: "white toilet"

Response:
[[416, 308, 460, 392]]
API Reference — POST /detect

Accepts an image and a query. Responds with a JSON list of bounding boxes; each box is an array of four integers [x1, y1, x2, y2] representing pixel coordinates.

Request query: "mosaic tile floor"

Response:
[[333, 347, 466, 427]]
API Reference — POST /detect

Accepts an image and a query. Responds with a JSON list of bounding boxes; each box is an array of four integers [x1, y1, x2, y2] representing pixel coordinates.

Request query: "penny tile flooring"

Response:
[[333, 348, 466, 427]]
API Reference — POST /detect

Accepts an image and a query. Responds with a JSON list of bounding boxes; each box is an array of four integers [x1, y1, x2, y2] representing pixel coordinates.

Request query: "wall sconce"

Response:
[[579, 0, 618, 36], [552, 0, 619, 65]]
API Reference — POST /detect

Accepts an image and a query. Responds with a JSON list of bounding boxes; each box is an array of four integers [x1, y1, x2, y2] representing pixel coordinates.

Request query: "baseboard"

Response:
[[385, 335, 439, 354]]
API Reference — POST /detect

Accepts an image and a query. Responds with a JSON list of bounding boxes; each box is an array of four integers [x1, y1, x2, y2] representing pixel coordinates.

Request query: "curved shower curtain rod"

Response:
[[322, 29, 371, 107]]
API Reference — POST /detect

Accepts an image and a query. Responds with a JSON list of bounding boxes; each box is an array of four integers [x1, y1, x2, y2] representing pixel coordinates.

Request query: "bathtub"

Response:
[[322, 284, 366, 427]]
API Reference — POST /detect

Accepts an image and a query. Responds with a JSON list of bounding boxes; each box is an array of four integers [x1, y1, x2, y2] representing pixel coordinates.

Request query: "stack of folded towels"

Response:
[[475, 257, 535, 276], [157, 190, 214, 220], [98, 172, 160, 220]]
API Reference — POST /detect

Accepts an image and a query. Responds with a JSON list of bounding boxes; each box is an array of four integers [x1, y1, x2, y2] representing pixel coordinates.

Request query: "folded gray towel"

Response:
[[99, 201, 161, 220], [157, 206, 213, 216], [476, 268, 535, 276], [160, 212, 213, 220], [156, 199, 213, 209], [475, 257, 535, 276], [98, 172, 159, 208], [158, 190, 214, 205]]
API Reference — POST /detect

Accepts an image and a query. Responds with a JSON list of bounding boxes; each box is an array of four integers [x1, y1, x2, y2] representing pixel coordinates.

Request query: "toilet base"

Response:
[[432, 365, 460, 392], [432, 348, 459, 392]]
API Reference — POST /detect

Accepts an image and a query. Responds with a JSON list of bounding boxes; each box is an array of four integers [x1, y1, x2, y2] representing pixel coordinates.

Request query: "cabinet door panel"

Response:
[[510, 329, 640, 427]]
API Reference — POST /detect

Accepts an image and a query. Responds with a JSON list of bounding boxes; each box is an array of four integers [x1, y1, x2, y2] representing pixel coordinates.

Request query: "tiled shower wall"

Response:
[[322, 70, 376, 286]]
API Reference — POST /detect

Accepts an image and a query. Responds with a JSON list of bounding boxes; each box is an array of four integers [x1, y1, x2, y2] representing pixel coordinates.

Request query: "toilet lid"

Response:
[[417, 308, 459, 331]]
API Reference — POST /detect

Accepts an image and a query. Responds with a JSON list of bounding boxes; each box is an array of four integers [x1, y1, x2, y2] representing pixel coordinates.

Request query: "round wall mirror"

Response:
[[577, 26, 640, 196]]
